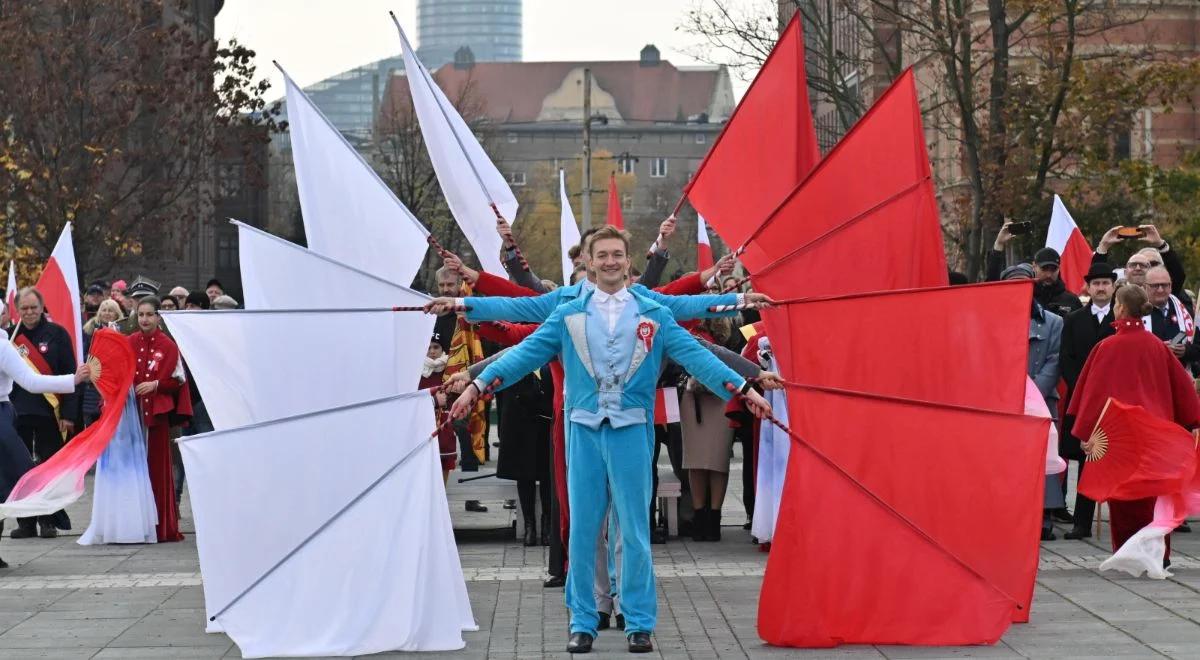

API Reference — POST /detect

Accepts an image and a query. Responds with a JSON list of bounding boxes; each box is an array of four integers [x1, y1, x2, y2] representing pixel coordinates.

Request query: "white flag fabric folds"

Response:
[[180, 392, 475, 657], [393, 17, 518, 276], [162, 309, 433, 430], [559, 170, 581, 284], [751, 337, 789, 543], [234, 220, 429, 311], [280, 65, 429, 287]]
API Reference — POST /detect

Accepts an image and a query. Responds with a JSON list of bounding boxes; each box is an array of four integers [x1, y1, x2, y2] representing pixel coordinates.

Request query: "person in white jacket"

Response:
[[0, 340, 90, 567]]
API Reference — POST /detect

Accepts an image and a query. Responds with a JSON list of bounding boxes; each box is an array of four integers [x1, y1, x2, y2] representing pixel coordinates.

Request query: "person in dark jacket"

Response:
[[10, 288, 78, 539], [988, 226, 1084, 318], [1057, 263, 1117, 539]]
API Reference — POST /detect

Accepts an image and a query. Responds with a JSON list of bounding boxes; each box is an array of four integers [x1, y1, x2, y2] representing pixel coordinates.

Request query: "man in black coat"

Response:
[[1058, 263, 1117, 539], [10, 288, 78, 539], [987, 225, 1084, 318]]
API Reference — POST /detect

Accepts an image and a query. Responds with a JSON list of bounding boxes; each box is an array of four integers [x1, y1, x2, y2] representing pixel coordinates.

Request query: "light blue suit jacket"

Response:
[[475, 288, 746, 417], [464, 280, 737, 324]]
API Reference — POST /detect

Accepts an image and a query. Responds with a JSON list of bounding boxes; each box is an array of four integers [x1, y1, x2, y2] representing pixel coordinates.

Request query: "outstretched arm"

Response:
[[451, 309, 566, 419]]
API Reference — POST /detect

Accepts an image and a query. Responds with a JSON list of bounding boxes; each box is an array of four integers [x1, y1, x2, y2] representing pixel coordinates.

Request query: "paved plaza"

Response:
[[0, 448, 1198, 659]]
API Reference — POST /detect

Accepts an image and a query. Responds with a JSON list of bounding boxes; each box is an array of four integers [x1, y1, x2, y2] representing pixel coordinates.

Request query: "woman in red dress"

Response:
[[1068, 284, 1200, 555], [129, 297, 191, 542]]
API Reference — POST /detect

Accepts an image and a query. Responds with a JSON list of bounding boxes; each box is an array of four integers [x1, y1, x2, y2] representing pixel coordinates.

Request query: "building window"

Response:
[[509, 171, 527, 186], [1115, 129, 1132, 161], [218, 163, 242, 199], [695, 133, 706, 144], [619, 157, 635, 175], [650, 158, 668, 178], [216, 235, 237, 269]]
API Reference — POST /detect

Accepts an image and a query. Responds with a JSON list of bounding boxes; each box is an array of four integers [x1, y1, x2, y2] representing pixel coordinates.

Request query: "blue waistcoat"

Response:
[[570, 295, 645, 429]]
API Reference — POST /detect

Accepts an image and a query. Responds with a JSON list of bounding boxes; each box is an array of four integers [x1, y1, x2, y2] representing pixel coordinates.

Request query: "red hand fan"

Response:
[[1079, 398, 1198, 502]]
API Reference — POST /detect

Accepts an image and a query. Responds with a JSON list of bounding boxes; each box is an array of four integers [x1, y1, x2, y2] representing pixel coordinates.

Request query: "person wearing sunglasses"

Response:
[[1095, 224, 1193, 313]]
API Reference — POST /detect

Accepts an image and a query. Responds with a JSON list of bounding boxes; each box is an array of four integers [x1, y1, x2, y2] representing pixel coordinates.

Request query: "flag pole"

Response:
[[390, 12, 529, 272]]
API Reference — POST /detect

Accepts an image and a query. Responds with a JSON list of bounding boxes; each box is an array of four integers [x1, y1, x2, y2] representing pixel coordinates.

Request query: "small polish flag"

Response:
[[5, 260, 16, 331], [1046, 195, 1092, 294], [697, 214, 714, 271], [654, 386, 680, 424], [606, 172, 624, 229], [35, 223, 82, 362]]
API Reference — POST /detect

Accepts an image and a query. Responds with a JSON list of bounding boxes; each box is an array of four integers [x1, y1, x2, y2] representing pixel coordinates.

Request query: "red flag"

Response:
[[739, 70, 936, 276], [696, 215, 714, 271], [1046, 195, 1092, 294], [683, 12, 820, 247], [653, 387, 680, 424], [605, 172, 623, 229], [758, 385, 1048, 647], [762, 281, 1033, 415], [35, 223, 82, 362], [1079, 398, 1199, 502]]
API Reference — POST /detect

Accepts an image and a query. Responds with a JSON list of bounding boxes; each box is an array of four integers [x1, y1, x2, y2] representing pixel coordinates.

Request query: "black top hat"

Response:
[[1083, 262, 1117, 283]]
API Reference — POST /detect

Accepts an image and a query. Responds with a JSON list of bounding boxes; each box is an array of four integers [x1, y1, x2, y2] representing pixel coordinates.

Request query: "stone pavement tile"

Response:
[[95, 645, 233, 658], [1149, 642, 1200, 659], [0, 613, 139, 648], [1113, 619, 1200, 644], [0, 649, 103, 660], [6, 557, 129, 576], [748, 647, 888, 658], [160, 585, 207, 609], [0, 591, 69, 613], [44, 586, 177, 617], [875, 644, 1026, 658], [0, 611, 34, 634], [110, 608, 239, 648]]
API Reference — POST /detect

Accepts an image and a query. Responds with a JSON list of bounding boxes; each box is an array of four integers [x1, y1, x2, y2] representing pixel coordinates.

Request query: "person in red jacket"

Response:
[[129, 297, 191, 543], [1068, 283, 1200, 557]]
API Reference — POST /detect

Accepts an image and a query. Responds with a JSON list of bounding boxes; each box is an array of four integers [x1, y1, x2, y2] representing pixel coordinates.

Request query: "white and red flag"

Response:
[[1046, 195, 1092, 294], [653, 387, 680, 425], [6, 260, 16, 331], [35, 223, 82, 361], [697, 215, 715, 271]]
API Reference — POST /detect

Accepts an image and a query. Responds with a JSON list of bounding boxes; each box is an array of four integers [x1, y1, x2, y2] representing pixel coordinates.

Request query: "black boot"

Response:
[[691, 507, 708, 542], [523, 519, 538, 546], [709, 509, 722, 542]]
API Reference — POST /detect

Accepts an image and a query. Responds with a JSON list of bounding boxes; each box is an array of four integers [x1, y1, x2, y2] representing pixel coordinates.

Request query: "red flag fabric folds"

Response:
[[762, 282, 1033, 414], [758, 385, 1048, 647], [683, 12, 819, 245], [605, 172, 623, 229], [1079, 398, 1199, 502], [738, 69, 934, 275]]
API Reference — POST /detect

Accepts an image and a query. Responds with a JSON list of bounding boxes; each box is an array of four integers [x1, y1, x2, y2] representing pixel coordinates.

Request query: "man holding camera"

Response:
[[989, 223, 1083, 318], [1093, 224, 1193, 312]]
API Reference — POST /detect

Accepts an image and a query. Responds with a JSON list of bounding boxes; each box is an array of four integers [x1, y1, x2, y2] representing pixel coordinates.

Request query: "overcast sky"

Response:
[[215, 0, 758, 99]]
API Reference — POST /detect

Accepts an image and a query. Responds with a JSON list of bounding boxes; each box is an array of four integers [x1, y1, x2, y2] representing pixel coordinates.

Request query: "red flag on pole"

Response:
[[1046, 195, 1092, 294], [696, 215, 714, 271], [35, 223, 82, 362], [1078, 398, 1199, 502], [739, 69, 935, 275], [682, 12, 820, 247], [758, 385, 1048, 647], [605, 172, 623, 229]]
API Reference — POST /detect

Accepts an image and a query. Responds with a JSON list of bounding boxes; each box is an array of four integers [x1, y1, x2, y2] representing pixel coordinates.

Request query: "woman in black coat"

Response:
[[495, 365, 553, 546]]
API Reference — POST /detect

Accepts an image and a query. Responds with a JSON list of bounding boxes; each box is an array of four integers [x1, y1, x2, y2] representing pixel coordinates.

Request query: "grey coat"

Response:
[[1028, 302, 1063, 416]]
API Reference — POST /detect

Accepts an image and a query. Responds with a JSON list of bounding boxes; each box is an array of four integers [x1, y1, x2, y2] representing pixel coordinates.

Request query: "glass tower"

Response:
[[416, 0, 522, 68]]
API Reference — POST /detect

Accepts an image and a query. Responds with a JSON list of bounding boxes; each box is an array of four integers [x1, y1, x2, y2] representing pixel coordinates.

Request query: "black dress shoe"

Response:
[[464, 500, 488, 513], [1051, 508, 1074, 524], [0, 556, 8, 569], [543, 575, 565, 588], [39, 525, 57, 539], [616, 613, 625, 630], [627, 632, 653, 653], [567, 632, 593, 653], [9, 527, 35, 540], [522, 525, 538, 546], [597, 612, 610, 630], [1064, 527, 1092, 540]]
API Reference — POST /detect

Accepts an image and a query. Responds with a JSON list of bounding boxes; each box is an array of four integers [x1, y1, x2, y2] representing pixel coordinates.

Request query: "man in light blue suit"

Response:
[[451, 226, 772, 654]]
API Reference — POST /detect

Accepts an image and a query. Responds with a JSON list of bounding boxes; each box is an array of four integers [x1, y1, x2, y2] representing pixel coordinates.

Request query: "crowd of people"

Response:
[[985, 222, 1199, 554], [0, 276, 236, 566]]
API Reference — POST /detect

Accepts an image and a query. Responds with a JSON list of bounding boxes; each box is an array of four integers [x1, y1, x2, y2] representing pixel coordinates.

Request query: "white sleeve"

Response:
[[172, 357, 186, 382], [1, 342, 76, 394]]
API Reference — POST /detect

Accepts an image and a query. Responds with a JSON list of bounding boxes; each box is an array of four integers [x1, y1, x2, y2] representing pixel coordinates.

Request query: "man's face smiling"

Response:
[[588, 237, 629, 290]]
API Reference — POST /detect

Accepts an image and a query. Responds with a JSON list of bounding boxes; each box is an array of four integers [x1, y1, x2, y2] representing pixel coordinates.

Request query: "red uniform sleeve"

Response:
[[474, 321, 540, 346], [474, 271, 539, 298], [655, 271, 705, 295]]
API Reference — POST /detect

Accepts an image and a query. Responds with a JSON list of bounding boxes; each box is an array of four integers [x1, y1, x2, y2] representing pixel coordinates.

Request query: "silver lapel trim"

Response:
[[624, 316, 658, 383], [565, 313, 595, 379]]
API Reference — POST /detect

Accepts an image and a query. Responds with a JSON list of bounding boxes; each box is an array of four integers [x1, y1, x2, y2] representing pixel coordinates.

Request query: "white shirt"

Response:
[[0, 341, 75, 403], [592, 287, 632, 334], [1091, 303, 1110, 324]]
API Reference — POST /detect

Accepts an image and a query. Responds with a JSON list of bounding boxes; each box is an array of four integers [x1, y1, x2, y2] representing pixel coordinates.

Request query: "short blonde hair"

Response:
[[585, 225, 631, 256]]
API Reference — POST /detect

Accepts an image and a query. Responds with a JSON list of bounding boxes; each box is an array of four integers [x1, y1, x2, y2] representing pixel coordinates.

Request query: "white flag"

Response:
[[162, 309, 433, 430], [234, 220, 429, 311], [392, 17, 519, 276], [181, 392, 475, 656], [280, 64, 429, 287], [5, 260, 16, 329], [35, 223, 82, 361], [559, 170, 581, 285]]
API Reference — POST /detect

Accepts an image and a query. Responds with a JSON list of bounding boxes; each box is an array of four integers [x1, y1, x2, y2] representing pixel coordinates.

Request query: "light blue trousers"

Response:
[[565, 421, 655, 637]]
